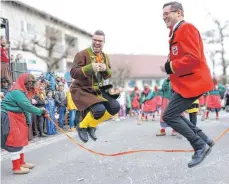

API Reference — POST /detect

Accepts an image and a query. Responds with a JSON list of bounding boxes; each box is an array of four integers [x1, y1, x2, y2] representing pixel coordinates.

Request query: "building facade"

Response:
[[108, 54, 168, 90], [1, 1, 168, 88], [1, 1, 92, 77]]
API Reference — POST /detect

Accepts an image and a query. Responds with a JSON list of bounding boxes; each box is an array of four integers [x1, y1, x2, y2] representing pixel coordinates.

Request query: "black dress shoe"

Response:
[[192, 139, 214, 158], [188, 144, 212, 168], [77, 126, 88, 143], [87, 127, 97, 141]]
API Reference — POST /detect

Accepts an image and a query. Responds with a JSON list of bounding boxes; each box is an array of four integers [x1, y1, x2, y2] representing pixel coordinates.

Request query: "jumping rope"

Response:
[[47, 116, 229, 156]]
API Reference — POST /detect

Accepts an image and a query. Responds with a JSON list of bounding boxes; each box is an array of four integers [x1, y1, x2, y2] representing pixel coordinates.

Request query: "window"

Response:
[[65, 34, 78, 47], [45, 25, 63, 53], [0, 19, 6, 37], [45, 26, 62, 41], [65, 34, 78, 56], [20, 21, 35, 34], [20, 20, 25, 32], [27, 23, 35, 34]]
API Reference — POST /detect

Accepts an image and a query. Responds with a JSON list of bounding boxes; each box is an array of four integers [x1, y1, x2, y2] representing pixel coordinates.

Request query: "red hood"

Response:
[[9, 73, 35, 99], [134, 87, 139, 91]]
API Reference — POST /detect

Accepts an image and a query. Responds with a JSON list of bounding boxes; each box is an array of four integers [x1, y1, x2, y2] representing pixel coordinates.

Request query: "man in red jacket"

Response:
[[160, 1, 215, 168]]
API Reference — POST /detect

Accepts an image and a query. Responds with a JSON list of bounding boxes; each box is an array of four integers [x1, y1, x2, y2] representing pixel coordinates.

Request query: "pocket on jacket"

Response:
[[179, 73, 194, 78]]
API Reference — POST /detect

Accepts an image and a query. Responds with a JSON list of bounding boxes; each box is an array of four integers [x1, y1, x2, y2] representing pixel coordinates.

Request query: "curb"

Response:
[[1, 131, 77, 160], [1, 121, 111, 160]]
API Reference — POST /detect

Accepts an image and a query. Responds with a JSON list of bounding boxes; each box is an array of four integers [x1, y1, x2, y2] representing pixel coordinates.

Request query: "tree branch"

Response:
[[11, 43, 48, 62], [32, 39, 48, 50], [221, 22, 229, 30], [25, 46, 49, 62], [49, 53, 67, 71], [11, 25, 81, 72]]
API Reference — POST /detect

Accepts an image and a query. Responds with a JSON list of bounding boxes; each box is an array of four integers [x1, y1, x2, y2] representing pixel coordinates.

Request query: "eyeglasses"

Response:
[[92, 39, 104, 43], [163, 10, 177, 17]]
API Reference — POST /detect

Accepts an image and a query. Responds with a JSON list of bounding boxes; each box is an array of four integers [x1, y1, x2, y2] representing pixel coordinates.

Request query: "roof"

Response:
[[3, 1, 93, 37], [108, 54, 168, 79]]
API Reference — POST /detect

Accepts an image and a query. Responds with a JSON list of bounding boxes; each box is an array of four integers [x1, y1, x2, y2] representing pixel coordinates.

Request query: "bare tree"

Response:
[[209, 51, 217, 77], [203, 14, 229, 84], [206, 50, 221, 77], [111, 67, 131, 88], [12, 28, 77, 72], [2, 0, 79, 72]]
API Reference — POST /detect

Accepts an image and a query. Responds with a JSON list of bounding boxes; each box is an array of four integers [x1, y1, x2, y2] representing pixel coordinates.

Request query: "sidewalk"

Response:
[[1, 129, 77, 160]]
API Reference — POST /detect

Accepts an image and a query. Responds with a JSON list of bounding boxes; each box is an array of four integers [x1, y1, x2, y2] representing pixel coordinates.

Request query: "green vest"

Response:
[[161, 79, 172, 99], [87, 47, 109, 87]]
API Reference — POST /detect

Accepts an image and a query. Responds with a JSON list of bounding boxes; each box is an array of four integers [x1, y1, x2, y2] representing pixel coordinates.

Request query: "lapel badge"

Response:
[[172, 45, 178, 55]]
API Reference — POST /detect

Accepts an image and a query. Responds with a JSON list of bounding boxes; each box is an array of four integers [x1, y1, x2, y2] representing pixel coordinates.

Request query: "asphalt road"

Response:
[[1, 112, 229, 184]]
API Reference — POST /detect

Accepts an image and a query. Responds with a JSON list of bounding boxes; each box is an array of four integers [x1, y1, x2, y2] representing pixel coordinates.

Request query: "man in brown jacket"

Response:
[[70, 30, 120, 143]]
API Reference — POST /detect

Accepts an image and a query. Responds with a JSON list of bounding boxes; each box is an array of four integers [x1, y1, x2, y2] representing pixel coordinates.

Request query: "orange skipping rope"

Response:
[[47, 116, 229, 157]]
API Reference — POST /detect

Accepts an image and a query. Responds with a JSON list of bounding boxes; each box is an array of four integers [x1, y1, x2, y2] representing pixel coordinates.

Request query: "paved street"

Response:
[[1, 112, 229, 184]]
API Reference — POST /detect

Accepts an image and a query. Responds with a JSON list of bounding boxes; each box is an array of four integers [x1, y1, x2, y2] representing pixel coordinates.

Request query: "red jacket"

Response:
[[131, 96, 140, 109], [1, 47, 9, 62], [165, 21, 214, 98]]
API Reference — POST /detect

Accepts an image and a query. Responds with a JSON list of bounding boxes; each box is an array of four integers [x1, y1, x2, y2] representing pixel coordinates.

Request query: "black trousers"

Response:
[[84, 91, 120, 120], [163, 93, 209, 151], [189, 112, 197, 126], [126, 107, 131, 115], [36, 115, 45, 135]]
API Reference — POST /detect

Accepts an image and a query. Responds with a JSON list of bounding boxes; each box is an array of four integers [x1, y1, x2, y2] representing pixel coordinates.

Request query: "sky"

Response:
[[19, 0, 228, 54], [14, 0, 229, 74]]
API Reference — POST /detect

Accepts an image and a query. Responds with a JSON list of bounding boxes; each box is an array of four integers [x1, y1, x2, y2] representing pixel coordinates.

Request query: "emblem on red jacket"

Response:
[[172, 45, 178, 55]]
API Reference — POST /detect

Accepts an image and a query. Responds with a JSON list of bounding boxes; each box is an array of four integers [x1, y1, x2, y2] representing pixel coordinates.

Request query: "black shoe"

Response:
[[192, 139, 215, 158], [77, 126, 88, 143], [188, 144, 212, 168], [192, 139, 214, 158], [87, 127, 97, 141]]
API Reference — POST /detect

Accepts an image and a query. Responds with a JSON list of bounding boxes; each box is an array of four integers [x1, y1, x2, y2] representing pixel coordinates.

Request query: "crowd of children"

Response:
[[118, 78, 228, 136], [1, 73, 79, 141]]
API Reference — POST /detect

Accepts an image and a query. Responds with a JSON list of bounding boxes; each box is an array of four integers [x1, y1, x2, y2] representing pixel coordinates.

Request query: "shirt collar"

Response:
[[90, 46, 95, 53], [173, 19, 184, 31], [169, 19, 184, 38], [90, 46, 103, 55]]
